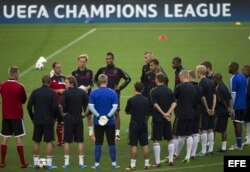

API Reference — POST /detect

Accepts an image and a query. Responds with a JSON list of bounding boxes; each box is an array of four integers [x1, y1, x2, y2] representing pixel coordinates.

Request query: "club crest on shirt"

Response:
[[113, 69, 118, 74]]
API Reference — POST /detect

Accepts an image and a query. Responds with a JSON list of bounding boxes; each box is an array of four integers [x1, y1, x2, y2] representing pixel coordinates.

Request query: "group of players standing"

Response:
[[0, 51, 249, 170]]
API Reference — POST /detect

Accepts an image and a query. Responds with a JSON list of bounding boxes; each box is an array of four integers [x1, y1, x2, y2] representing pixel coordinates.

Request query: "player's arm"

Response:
[[116, 70, 131, 91], [94, 68, 102, 86], [164, 102, 177, 121], [27, 92, 34, 121], [201, 96, 210, 114], [125, 99, 132, 115], [20, 86, 27, 104]]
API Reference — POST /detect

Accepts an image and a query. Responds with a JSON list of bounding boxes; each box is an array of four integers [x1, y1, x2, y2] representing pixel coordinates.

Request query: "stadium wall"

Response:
[[0, 0, 250, 24]]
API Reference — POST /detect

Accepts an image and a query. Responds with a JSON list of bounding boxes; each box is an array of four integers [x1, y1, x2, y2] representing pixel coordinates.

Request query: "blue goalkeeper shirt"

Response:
[[89, 87, 118, 125], [230, 73, 247, 110]]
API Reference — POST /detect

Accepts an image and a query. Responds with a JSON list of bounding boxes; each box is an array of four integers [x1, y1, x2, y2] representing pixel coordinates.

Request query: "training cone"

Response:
[[159, 34, 167, 41]]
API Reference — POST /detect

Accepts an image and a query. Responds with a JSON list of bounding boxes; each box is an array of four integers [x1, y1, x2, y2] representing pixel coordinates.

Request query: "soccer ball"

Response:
[[37, 158, 47, 168], [35, 62, 44, 70]]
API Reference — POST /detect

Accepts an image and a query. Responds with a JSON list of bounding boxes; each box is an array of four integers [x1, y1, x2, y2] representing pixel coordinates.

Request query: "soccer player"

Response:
[[125, 82, 151, 170], [50, 61, 65, 146], [89, 74, 120, 169], [72, 54, 95, 141], [94, 52, 131, 140], [242, 65, 250, 145], [0, 66, 28, 168], [201, 61, 214, 80], [188, 70, 202, 159], [141, 51, 169, 96], [27, 75, 59, 169], [172, 56, 184, 88], [196, 65, 216, 156], [60, 76, 88, 169], [144, 59, 168, 97], [174, 70, 196, 163], [228, 62, 247, 150], [150, 72, 176, 167], [212, 73, 231, 152]]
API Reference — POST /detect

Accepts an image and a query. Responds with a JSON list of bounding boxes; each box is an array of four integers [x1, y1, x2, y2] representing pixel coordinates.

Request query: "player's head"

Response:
[[149, 59, 159, 72], [241, 65, 250, 77], [172, 57, 182, 69], [42, 75, 51, 86], [98, 74, 108, 86], [144, 51, 154, 64], [212, 73, 222, 86], [228, 62, 239, 74], [201, 61, 212, 73], [65, 76, 78, 89], [179, 70, 189, 83], [188, 70, 196, 81], [8, 66, 19, 80], [134, 82, 143, 93], [196, 65, 206, 78], [106, 52, 114, 66], [155, 72, 166, 85], [78, 54, 88, 68], [52, 61, 61, 76]]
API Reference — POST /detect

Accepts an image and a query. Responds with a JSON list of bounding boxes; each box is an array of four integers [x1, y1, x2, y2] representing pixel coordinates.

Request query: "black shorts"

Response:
[[214, 112, 229, 133], [129, 126, 148, 146], [152, 122, 172, 141], [94, 125, 115, 145], [200, 113, 215, 130], [33, 124, 54, 142], [232, 110, 245, 123], [172, 117, 178, 136], [192, 116, 200, 134], [176, 118, 193, 136], [57, 115, 63, 124], [63, 122, 84, 143], [244, 109, 250, 123], [1, 119, 25, 137]]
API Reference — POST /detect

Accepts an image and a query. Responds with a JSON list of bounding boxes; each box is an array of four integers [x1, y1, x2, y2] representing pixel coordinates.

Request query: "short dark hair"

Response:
[[134, 82, 143, 92], [52, 61, 60, 68], [149, 59, 159, 65], [201, 61, 212, 70], [106, 52, 114, 59], [66, 76, 78, 88], [230, 62, 239, 72], [173, 57, 182, 63], [42, 75, 51, 85], [156, 72, 166, 83], [213, 72, 222, 81]]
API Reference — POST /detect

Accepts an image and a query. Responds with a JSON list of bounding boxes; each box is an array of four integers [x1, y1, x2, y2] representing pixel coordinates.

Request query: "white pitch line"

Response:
[[98, 27, 250, 31], [19, 28, 97, 78], [136, 162, 223, 172]]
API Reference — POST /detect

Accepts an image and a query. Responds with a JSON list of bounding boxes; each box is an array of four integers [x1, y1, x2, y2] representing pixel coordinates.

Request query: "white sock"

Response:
[[144, 159, 150, 166], [88, 126, 93, 136], [247, 123, 250, 144], [64, 155, 69, 165], [191, 134, 199, 156], [95, 162, 100, 166], [112, 161, 117, 166], [168, 143, 174, 163], [79, 155, 84, 165], [222, 141, 227, 151], [130, 159, 136, 168], [153, 143, 161, 164], [115, 130, 120, 136], [201, 132, 207, 154], [175, 137, 185, 156], [172, 139, 178, 153], [208, 132, 214, 152], [33, 155, 39, 166], [47, 156, 52, 166], [186, 136, 193, 160]]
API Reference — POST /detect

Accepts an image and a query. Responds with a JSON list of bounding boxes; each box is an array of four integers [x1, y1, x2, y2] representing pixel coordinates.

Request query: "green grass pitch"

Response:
[[0, 22, 250, 172]]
